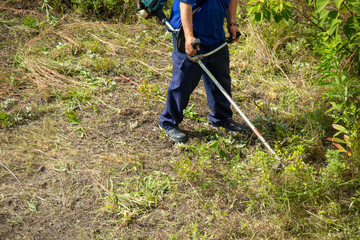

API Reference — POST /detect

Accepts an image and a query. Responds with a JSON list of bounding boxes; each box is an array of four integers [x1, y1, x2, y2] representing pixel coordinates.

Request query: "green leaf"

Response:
[[251, 2, 262, 13], [271, 10, 282, 23], [319, 72, 340, 82], [333, 124, 349, 134], [219, 150, 228, 158], [344, 86, 348, 101], [317, 82, 334, 86], [333, 0, 344, 9], [328, 10, 339, 20], [316, 0, 330, 13], [262, 5, 271, 21], [332, 143, 348, 153], [319, 9, 329, 26], [328, 18, 342, 35], [255, 12, 262, 22], [273, 5, 279, 13], [281, 8, 292, 21], [327, 137, 347, 144], [209, 141, 218, 149], [343, 16, 360, 39], [284, 1, 293, 8]]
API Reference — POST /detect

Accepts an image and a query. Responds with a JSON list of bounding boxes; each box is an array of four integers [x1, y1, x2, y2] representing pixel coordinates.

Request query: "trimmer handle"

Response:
[[155, 9, 166, 22], [191, 38, 201, 49], [189, 32, 241, 61], [227, 31, 241, 43], [155, 9, 176, 35]]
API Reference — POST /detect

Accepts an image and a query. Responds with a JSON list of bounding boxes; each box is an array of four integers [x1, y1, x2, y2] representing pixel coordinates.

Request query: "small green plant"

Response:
[[91, 57, 116, 74], [183, 104, 201, 122], [326, 110, 360, 173], [64, 109, 80, 124], [103, 174, 170, 226], [54, 162, 77, 174], [27, 199, 38, 212], [189, 221, 206, 239], [27, 196, 44, 214], [0, 111, 14, 128], [22, 16, 37, 28], [328, 122, 359, 158], [248, 0, 292, 23], [137, 81, 165, 101], [0, 100, 35, 128], [322, 149, 349, 180]]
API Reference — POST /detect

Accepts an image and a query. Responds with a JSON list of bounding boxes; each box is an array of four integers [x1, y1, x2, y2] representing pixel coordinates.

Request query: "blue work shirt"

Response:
[[169, 0, 230, 46]]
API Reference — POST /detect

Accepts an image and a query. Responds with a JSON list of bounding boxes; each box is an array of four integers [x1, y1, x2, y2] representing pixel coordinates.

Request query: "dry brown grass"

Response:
[[15, 16, 172, 90]]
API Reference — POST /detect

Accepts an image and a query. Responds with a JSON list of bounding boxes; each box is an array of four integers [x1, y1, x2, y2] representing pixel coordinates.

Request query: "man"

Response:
[[159, 0, 244, 143]]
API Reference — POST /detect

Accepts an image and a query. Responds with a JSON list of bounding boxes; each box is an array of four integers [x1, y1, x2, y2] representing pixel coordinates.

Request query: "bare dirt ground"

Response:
[[1, 84, 174, 239]]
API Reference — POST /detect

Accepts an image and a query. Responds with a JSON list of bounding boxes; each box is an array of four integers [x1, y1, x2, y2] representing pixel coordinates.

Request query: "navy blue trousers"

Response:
[[159, 37, 233, 129]]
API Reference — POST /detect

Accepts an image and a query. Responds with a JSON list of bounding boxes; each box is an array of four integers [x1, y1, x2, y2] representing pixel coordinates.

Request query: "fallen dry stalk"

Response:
[[23, 57, 81, 89], [89, 33, 126, 53], [0, 162, 21, 183]]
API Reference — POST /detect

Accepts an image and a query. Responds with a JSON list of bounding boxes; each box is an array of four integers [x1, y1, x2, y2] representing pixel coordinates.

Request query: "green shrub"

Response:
[[47, 0, 137, 21], [248, 0, 360, 172]]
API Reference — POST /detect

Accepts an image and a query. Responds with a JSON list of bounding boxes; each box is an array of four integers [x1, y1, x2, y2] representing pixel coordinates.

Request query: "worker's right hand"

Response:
[[185, 36, 199, 55]]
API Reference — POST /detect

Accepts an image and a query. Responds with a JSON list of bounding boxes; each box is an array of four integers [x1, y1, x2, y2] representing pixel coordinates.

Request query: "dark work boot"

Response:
[[210, 119, 248, 132], [159, 125, 188, 143]]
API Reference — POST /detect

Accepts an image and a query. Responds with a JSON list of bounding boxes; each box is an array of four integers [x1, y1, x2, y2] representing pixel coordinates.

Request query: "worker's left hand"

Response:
[[228, 25, 240, 44]]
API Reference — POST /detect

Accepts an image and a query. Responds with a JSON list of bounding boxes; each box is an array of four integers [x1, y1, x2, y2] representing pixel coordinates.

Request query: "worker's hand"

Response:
[[185, 36, 200, 55], [227, 25, 240, 44]]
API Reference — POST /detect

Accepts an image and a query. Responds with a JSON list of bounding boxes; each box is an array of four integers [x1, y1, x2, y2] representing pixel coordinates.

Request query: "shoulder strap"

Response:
[[192, 0, 208, 14]]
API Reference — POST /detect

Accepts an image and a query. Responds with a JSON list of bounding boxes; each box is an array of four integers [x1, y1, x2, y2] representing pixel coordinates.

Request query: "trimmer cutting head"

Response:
[[137, 0, 167, 18]]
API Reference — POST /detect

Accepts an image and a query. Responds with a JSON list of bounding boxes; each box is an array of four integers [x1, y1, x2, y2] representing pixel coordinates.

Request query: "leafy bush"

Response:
[[248, 0, 360, 171], [246, 2, 360, 236], [46, 0, 138, 21]]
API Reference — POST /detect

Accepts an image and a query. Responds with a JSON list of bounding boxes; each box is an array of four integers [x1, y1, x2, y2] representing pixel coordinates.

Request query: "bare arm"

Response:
[[180, 1, 199, 55], [226, 0, 240, 43]]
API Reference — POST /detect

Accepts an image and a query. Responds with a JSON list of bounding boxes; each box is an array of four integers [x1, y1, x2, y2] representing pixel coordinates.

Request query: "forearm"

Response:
[[180, 1, 198, 54], [180, 2, 194, 40], [226, 0, 238, 26], [226, 0, 240, 42]]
